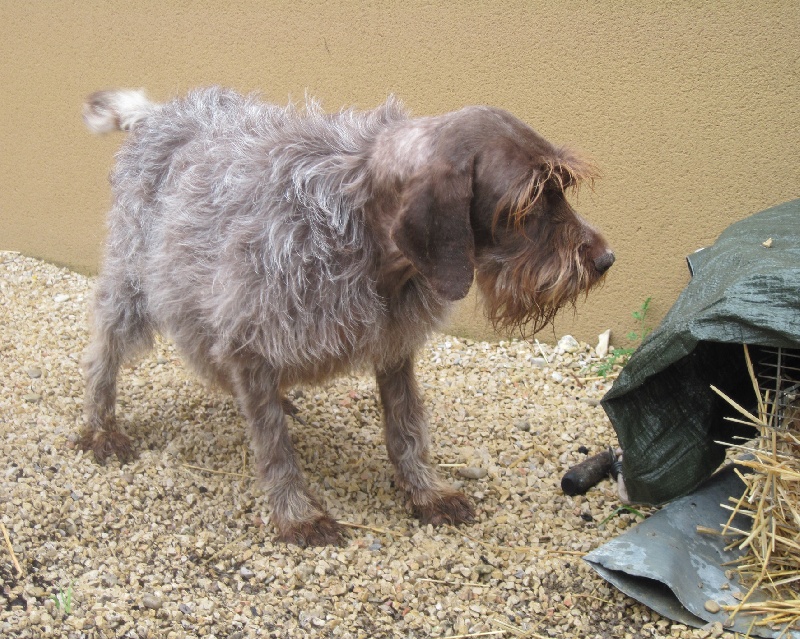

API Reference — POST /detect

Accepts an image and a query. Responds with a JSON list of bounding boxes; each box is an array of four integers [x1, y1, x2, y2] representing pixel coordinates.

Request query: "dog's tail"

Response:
[[83, 89, 154, 134]]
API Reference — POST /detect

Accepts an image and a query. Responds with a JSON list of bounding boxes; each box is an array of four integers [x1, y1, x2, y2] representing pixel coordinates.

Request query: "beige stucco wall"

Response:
[[2, 1, 798, 345]]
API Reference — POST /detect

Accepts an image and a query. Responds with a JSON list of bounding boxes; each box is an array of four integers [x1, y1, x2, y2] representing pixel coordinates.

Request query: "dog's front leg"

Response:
[[231, 363, 344, 546], [377, 357, 475, 526]]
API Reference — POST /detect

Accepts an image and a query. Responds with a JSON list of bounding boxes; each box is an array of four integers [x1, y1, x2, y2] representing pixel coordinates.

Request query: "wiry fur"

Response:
[[80, 87, 613, 545]]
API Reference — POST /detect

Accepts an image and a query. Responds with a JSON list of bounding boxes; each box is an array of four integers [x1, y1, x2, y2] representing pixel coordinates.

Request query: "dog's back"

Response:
[[85, 88, 435, 381]]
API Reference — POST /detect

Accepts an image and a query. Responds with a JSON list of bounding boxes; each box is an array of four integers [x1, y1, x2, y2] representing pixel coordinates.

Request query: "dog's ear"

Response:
[[391, 161, 475, 301]]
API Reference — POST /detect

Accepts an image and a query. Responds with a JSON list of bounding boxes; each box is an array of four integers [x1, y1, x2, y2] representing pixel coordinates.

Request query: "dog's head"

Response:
[[390, 106, 613, 336]]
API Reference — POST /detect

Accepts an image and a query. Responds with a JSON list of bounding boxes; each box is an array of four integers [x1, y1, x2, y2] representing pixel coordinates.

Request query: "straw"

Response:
[[709, 345, 799, 632]]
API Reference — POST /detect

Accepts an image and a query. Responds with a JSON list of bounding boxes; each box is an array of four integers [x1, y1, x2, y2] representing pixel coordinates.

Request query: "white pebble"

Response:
[[557, 335, 580, 353]]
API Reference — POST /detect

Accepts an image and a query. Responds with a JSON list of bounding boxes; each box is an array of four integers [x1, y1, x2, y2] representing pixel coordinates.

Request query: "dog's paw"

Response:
[[275, 515, 346, 547], [77, 429, 136, 464], [413, 491, 475, 526]]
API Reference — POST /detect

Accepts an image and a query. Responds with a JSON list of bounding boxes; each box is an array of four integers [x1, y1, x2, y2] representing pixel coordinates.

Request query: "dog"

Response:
[[80, 87, 614, 546]]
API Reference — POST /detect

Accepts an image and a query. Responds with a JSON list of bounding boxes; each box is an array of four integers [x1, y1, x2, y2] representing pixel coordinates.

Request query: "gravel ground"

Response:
[[0, 251, 735, 639]]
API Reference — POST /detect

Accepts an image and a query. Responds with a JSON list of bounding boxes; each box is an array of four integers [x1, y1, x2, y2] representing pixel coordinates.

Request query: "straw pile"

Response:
[[711, 346, 800, 634]]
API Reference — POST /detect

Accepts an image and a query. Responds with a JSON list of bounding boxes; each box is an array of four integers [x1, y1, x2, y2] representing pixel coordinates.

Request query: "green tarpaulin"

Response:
[[601, 198, 800, 504]]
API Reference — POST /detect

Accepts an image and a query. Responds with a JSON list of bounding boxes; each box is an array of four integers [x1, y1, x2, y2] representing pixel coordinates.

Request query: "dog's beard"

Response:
[[476, 245, 606, 339]]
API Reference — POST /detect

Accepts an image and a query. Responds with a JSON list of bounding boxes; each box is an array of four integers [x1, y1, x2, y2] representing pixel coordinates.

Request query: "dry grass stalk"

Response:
[[0, 520, 23, 577], [710, 345, 800, 633]]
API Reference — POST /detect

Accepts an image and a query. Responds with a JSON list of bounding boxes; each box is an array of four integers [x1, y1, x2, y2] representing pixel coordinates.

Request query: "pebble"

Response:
[[457, 466, 488, 480], [53, 293, 70, 303], [101, 573, 118, 587], [595, 329, 611, 358], [142, 594, 163, 610], [26, 367, 42, 378], [23, 393, 41, 403], [239, 566, 254, 579], [703, 599, 721, 614], [557, 334, 581, 353]]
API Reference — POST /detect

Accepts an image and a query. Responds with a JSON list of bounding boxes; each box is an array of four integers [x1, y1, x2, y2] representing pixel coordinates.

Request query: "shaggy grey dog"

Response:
[[81, 87, 614, 546]]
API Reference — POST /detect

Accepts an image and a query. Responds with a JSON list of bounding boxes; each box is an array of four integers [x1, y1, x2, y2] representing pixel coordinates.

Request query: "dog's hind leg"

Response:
[[79, 271, 153, 463], [231, 360, 344, 546], [377, 357, 475, 526]]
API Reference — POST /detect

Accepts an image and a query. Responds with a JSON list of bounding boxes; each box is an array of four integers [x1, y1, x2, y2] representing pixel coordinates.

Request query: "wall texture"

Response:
[[2, 1, 798, 345]]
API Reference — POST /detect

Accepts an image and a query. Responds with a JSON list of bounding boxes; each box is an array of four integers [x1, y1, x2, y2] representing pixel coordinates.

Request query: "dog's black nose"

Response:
[[594, 251, 615, 274]]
